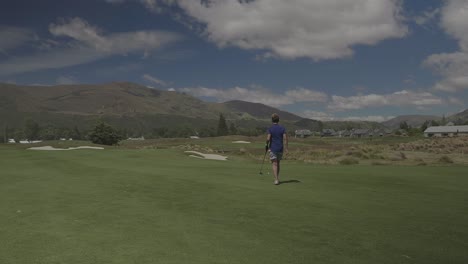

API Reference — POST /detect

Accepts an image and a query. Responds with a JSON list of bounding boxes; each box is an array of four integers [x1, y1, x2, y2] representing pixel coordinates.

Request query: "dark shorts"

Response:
[[269, 151, 283, 161]]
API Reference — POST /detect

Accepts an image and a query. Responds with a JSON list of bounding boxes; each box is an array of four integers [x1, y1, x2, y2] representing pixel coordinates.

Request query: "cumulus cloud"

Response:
[[329, 90, 444, 111], [179, 86, 328, 107], [181, 85, 445, 111], [301, 110, 393, 122], [0, 26, 34, 54], [424, 0, 468, 92], [341, 115, 395, 122], [176, 0, 408, 60], [0, 17, 181, 75], [110, 0, 408, 60], [301, 110, 334, 121]]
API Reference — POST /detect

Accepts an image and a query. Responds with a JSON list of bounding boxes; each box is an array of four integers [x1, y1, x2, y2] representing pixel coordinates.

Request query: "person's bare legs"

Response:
[[272, 159, 280, 184]]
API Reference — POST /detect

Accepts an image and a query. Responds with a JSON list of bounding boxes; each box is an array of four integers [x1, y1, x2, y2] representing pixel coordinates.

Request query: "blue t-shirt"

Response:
[[268, 124, 286, 153]]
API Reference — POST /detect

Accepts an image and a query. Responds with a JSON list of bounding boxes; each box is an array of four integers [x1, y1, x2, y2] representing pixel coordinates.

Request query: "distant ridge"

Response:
[[220, 100, 302, 121], [3, 82, 463, 134], [0, 82, 299, 133], [448, 109, 468, 124], [382, 115, 440, 129], [0, 82, 223, 119]]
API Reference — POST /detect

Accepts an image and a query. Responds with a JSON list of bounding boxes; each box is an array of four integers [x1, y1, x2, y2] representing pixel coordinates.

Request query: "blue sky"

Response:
[[1, 0, 468, 121]]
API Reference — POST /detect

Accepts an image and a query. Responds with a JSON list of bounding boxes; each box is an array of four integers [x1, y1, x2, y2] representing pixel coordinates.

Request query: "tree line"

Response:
[[0, 114, 267, 145]]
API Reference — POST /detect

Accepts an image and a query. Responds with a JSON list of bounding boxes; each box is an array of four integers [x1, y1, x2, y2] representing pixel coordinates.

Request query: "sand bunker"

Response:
[[29, 146, 104, 151], [232, 141, 251, 144], [184, 151, 227, 161]]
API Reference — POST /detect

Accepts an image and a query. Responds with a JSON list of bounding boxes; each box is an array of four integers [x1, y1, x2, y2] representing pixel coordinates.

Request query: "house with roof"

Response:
[[424, 125, 468, 137], [337, 130, 351, 137], [295, 129, 312, 138], [351, 129, 370, 138], [321, 129, 336, 137]]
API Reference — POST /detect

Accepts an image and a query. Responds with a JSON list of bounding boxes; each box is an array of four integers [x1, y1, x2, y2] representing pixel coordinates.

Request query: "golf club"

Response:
[[259, 150, 268, 175]]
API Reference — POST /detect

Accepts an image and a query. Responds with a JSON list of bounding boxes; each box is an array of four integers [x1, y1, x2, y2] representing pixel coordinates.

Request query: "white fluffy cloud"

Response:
[[301, 110, 335, 121], [0, 18, 181, 75], [180, 85, 445, 111], [49, 17, 180, 54], [177, 0, 408, 60], [341, 115, 395, 122], [112, 0, 408, 60], [301, 110, 393, 122], [179, 86, 328, 107], [424, 0, 468, 92], [329, 90, 444, 111]]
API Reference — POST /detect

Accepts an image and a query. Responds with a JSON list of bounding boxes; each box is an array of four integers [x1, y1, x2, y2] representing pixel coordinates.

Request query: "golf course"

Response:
[[1, 139, 467, 264]]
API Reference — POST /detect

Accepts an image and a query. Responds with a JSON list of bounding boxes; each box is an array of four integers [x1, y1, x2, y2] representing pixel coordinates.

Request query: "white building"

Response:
[[295, 129, 312, 138], [424, 125, 468, 137]]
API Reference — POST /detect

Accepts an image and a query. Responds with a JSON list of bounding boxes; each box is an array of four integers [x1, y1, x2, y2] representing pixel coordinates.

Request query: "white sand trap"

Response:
[[232, 141, 251, 144], [184, 151, 227, 161], [28, 146, 104, 151]]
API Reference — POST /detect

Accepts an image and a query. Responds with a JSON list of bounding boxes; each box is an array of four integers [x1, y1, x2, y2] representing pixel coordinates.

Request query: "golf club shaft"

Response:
[[259, 150, 267, 174]]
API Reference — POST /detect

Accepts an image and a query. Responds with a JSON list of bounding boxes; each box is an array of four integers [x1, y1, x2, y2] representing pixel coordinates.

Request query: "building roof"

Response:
[[352, 129, 370, 134], [295, 129, 312, 135], [424, 125, 468, 133]]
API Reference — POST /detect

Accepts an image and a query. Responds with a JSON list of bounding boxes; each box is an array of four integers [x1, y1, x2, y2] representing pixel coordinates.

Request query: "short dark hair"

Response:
[[271, 113, 280, 123]]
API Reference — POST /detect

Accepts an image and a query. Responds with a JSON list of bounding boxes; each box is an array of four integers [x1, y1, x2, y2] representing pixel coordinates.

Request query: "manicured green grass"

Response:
[[1, 146, 467, 264]]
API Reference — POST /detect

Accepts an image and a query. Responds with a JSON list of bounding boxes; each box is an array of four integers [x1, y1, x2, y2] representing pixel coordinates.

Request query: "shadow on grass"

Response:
[[279, 180, 301, 185]]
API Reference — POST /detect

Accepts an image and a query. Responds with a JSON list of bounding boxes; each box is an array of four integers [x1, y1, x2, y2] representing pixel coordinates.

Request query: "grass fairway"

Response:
[[1, 146, 468, 264]]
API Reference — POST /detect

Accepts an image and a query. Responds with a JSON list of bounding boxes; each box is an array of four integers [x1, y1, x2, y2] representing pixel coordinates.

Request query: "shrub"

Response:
[[339, 158, 359, 165], [399, 152, 407, 160], [88, 122, 123, 146], [439, 156, 454, 164]]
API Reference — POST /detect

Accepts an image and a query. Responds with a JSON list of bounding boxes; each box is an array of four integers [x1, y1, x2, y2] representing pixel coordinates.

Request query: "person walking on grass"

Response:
[[266, 113, 288, 185]]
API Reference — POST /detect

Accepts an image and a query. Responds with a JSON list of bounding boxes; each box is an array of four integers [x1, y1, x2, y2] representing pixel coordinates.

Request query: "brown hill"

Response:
[[0, 82, 303, 135], [448, 109, 468, 124], [0, 82, 224, 119], [220, 100, 302, 121]]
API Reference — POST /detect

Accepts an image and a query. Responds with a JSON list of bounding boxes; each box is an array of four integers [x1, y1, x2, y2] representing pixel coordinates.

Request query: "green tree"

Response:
[[408, 127, 422, 137], [154, 127, 169, 138], [199, 127, 216, 137], [399, 121, 409, 131], [88, 122, 123, 145], [2, 125, 7, 143], [39, 126, 58, 140], [24, 119, 40, 141], [217, 113, 229, 136], [13, 129, 23, 143], [420, 121, 429, 132], [71, 126, 82, 140], [430, 120, 440, 126], [229, 123, 237, 135]]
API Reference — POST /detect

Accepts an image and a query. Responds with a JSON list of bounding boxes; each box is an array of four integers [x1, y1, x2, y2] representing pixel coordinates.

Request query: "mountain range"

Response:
[[1, 82, 465, 136]]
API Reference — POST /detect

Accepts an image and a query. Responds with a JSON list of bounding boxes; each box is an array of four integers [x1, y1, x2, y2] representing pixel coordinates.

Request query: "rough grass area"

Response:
[[1, 146, 467, 264]]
